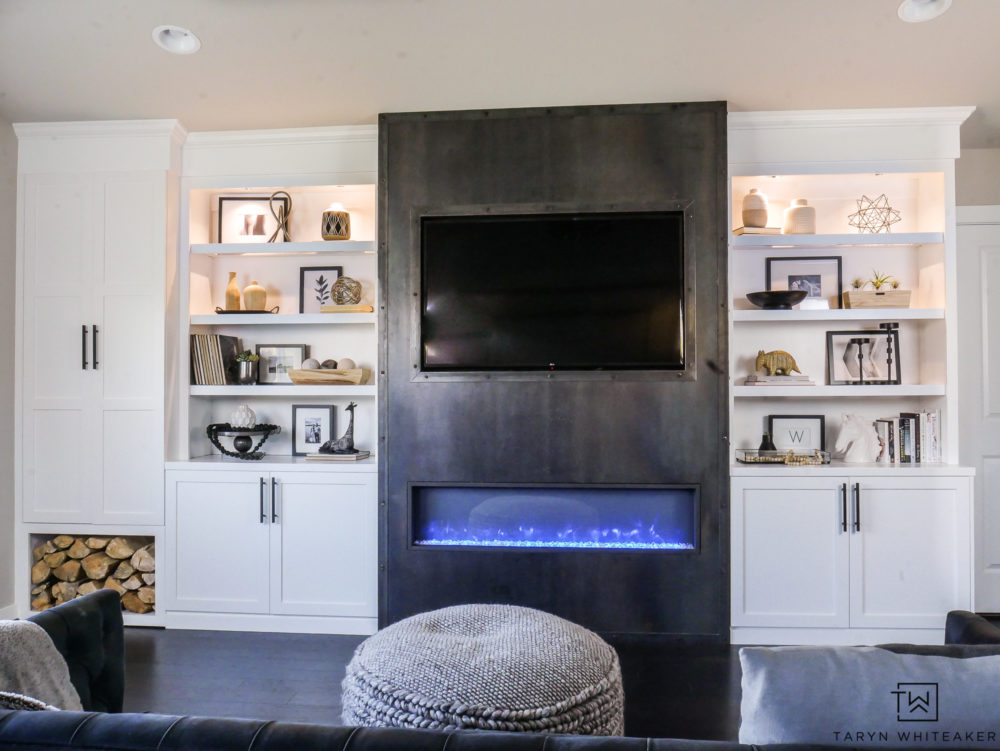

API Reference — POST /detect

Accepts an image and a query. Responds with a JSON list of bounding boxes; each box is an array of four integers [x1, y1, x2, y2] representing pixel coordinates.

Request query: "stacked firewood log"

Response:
[[30, 535, 155, 614]]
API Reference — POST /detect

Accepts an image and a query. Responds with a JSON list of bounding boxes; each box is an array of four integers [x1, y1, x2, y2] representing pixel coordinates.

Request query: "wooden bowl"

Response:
[[287, 368, 370, 385]]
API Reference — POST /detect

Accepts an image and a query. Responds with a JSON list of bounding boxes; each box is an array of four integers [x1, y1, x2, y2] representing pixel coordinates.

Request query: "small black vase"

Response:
[[759, 432, 776, 451]]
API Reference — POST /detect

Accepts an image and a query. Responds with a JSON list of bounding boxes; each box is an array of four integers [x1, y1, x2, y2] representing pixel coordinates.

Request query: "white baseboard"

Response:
[[0, 603, 18, 619], [731, 626, 944, 646], [163, 610, 378, 635]]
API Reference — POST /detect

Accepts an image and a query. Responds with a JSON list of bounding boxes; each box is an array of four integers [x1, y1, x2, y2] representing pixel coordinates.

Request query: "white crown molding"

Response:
[[13, 118, 187, 141], [185, 124, 377, 150], [729, 106, 975, 131], [957, 205, 1000, 224]]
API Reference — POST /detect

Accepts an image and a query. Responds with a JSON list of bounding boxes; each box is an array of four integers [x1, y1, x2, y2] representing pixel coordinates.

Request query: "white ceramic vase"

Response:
[[741, 188, 768, 228], [782, 198, 816, 234]]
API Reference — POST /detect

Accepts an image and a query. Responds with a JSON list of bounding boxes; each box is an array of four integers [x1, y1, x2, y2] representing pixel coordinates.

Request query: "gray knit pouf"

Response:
[[341, 604, 625, 735]]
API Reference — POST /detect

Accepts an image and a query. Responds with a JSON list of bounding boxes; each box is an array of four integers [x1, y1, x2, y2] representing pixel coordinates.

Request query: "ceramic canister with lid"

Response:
[[782, 198, 816, 234]]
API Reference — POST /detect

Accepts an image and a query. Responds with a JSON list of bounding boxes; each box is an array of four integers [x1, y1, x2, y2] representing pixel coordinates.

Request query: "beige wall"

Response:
[[0, 120, 15, 612], [958, 149, 1000, 206]]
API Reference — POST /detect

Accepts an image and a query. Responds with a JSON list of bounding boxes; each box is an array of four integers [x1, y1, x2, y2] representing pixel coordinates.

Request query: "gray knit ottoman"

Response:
[[341, 604, 625, 735]]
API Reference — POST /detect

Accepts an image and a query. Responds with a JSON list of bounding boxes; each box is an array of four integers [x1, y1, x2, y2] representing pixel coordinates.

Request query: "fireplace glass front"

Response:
[[411, 485, 697, 551]]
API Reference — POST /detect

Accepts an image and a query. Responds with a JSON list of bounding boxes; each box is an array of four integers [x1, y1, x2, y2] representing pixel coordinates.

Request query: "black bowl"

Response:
[[746, 290, 808, 310]]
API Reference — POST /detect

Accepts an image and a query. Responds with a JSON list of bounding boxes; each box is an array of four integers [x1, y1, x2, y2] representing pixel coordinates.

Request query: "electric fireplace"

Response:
[[411, 485, 698, 551]]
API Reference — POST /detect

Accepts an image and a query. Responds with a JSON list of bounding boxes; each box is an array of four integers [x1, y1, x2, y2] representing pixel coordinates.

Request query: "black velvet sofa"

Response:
[[0, 594, 994, 751]]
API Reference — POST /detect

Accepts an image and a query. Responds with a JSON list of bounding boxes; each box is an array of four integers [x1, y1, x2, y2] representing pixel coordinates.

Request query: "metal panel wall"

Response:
[[379, 102, 729, 636]]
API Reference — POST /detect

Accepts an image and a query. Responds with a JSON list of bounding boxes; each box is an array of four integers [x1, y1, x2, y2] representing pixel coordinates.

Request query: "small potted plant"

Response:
[[843, 270, 911, 309], [236, 350, 260, 385]]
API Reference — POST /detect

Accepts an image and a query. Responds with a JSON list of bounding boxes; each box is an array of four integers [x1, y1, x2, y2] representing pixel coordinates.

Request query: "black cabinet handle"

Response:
[[92, 325, 99, 369], [841, 483, 848, 532], [271, 478, 278, 522], [259, 477, 266, 523], [82, 325, 89, 369], [853, 482, 861, 532]]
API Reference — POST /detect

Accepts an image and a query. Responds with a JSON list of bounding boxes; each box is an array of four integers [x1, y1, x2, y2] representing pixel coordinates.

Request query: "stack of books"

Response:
[[733, 226, 781, 235], [874, 410, 941, 463], [305, 450, 371, 462], [743, 375, 815, 386], [191, 334, 241, 385]]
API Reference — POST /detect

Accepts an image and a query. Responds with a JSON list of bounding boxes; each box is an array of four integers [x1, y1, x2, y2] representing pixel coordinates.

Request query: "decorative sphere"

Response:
[[301, 358, 320, 369], [229, 402, 256, 429], [321, 359, 338, 369], [336, 357, 356, 370], [331, 276, 362, 305], [233, 435, 253, 453]]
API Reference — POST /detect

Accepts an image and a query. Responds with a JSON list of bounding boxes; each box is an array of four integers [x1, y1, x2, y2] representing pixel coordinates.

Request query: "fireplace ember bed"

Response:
[[410, 485, 698, 552]]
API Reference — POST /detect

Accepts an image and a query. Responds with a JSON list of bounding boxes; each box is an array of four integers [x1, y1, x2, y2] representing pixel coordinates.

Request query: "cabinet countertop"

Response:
[[166, 455, 378, 472], [730, 461, 974, 477]]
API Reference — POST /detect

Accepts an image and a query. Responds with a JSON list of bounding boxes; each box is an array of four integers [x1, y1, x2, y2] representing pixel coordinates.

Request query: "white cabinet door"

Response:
[[269, 471, 377, 617], [21, 172, 165, 525], [850, 476, 972, 629], [21, 173, 97, 523], [732, 476, 850, 628], [167, 471, 270, 614], [94, 174, 165, 525]]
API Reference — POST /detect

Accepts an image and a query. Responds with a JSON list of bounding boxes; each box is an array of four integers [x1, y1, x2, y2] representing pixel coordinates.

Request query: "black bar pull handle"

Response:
[[853, 482, 861, 532], [259, 477, 267, 523], [840, 483, 848, 532], [82, 325, 89, 369], [92, 325, 99, 369], [271, 478, 278, 522]]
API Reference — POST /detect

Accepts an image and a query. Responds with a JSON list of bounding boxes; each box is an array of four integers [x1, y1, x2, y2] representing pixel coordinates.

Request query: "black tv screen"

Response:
[[420, 210, 685, 371]]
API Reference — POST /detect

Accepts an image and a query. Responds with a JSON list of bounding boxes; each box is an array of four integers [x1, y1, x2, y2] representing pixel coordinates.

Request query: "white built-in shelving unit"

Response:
[[161, 126, 380, 634], [727, 107, 976, 646]]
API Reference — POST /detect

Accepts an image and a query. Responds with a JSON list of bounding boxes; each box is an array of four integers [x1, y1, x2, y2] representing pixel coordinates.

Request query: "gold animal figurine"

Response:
[[755, 349, 801, 376]]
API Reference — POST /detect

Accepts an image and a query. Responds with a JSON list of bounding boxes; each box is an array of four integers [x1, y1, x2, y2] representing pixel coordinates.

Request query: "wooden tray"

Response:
[[287, 368, 370, 385]]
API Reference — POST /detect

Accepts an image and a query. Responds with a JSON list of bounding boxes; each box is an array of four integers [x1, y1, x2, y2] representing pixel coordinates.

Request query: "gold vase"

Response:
[[243, 280, 266, 311], [225, 272, 241, 311]]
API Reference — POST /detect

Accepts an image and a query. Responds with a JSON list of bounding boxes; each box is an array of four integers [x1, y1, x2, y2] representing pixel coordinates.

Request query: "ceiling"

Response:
[[1, 0, 998, 147]]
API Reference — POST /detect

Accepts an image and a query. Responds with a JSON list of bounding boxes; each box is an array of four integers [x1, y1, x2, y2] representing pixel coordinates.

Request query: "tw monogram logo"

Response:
[[891, 683, 938, 722]]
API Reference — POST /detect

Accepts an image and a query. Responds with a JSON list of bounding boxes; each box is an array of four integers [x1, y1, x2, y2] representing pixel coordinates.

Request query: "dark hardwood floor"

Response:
[[123, 627, 743, 740]]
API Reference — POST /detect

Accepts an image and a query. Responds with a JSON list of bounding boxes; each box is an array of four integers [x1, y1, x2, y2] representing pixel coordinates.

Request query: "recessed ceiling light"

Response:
[[897, 0, 952, 23], [152, 25, 201, 54]]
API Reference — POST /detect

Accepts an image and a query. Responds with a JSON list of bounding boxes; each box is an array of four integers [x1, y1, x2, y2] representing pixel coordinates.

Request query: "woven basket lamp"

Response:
[[322, 202, 351, 240]]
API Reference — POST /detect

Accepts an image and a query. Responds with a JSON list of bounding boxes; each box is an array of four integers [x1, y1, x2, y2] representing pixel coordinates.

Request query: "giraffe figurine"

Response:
[[320, 401, 358, 454]]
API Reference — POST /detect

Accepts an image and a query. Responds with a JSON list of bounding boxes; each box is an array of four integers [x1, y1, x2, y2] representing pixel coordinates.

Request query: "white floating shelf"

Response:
[[732, 308, 944, 322], [732, 232, 943, 249], [190, 385, 376, 397], [191, 240, 376, 255], [190, 313, 375, 325], [733, 384, 945, 398]]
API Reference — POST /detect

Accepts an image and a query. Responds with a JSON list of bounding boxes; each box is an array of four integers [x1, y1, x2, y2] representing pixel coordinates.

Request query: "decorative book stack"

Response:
[[743, 375, 815, 386]]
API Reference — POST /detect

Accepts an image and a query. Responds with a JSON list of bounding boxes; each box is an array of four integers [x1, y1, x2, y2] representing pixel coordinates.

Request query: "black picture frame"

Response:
[[218, 195, 290, 244], [298, 266, 344, 314], [826, 329, 901, 385], [767, 414, 826, 452], [255, 343, 308, 384], [766, 255, 843, 309], [291, 404, 335, 456]]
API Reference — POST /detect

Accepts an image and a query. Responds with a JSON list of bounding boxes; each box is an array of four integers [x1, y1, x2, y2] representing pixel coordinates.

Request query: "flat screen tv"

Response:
[[420, 210, 685, 371]]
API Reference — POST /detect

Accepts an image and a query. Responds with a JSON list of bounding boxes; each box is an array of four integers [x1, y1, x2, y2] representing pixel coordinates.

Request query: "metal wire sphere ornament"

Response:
[[331, 276, 362, 305]]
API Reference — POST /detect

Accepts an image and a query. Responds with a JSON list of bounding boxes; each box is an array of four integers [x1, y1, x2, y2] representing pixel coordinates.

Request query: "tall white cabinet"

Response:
[[14, 120, 184, 623], [728, 108, 976, 645]]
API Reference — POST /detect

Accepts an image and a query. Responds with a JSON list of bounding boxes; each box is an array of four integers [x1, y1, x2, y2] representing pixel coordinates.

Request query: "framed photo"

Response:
[[218, 195, 289, 244], [826, 329, 901, 385], [767, 414, 826, 452], [766, 256, 843, 309], [255, 344, 307, 384], [291, 404, 335, 456], [299, 266, 344, 313]]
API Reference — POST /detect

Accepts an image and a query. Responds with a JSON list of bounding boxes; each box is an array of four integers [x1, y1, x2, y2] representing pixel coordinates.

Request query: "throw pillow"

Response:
[[0, 690, 58, 711], [740, 646, 1000, 748]]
